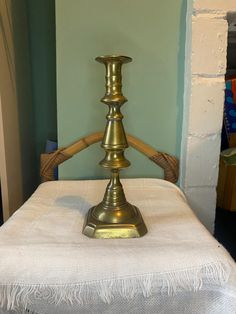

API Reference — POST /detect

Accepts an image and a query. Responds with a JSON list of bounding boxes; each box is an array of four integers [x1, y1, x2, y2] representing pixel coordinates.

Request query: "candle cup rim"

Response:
[[95, 55, 132, 64]]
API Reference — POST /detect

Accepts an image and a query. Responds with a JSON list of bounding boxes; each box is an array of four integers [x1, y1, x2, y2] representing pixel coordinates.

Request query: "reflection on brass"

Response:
[[83, 55, 147, 239]]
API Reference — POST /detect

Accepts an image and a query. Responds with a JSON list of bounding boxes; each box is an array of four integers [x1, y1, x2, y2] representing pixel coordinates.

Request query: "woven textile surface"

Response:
[[0, 179, 235, 314]]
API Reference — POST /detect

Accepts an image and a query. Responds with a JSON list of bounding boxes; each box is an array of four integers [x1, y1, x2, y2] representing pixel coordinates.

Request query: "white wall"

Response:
[[181, 0, 236, 232]]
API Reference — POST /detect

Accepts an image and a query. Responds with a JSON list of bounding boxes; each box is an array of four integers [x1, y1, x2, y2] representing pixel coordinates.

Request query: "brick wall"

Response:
[[181, 0, 236, 232]]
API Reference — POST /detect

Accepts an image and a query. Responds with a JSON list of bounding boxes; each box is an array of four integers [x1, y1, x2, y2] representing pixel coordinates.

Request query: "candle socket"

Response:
[[82, 55, 147, 239]]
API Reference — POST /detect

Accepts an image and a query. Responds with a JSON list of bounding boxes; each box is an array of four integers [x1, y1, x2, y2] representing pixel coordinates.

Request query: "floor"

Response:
[[214, 207, 236, 261]]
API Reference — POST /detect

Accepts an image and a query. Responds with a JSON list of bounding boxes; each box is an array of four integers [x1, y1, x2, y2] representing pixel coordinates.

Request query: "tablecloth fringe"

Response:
[[0, 261, 232, 312], [0, 308, 39, 314]]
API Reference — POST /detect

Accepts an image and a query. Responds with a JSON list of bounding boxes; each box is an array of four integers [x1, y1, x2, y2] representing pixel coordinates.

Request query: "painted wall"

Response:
[[26, 0, 57, 182], [0, 0, 36, 220], [0, 0, 56, 220], [180, 0, 232, 232], [56, 0, 186, 180], [10, 0, 38, 199]]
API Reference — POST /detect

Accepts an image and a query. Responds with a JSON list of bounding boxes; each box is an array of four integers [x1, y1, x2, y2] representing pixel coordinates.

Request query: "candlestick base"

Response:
[[83, 205, 147, 239]]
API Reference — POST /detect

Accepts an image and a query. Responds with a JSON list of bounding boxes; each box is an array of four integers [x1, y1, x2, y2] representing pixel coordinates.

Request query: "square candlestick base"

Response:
[[82, 206, 147, 239]]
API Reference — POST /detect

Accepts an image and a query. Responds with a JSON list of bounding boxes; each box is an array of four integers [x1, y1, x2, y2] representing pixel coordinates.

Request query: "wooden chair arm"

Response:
[[40, 132, 179, 183]]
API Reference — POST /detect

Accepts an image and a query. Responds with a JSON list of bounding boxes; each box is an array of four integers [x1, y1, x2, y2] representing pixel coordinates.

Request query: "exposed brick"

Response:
[[194, 0, 236, 12], [189, 77, 225, 134], [184, 186, 216, 233], [192, 16, 228, 75], [185, 134, 221, 187], [181, 1, 234, 233]]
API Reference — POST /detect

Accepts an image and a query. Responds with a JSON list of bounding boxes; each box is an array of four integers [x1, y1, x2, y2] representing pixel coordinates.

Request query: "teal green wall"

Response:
[[56, 0, 186, 180], [26, 0, 57, 182]]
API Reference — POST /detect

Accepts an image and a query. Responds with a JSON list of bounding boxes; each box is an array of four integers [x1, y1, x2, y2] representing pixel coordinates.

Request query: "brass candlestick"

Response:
[[83, 55, 147, 239]]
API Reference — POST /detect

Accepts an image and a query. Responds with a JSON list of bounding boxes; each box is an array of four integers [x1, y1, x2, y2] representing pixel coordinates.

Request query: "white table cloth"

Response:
[[0, 179, 235, 314]]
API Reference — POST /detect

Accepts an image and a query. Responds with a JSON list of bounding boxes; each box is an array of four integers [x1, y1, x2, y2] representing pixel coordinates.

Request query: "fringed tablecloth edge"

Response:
[[0, 260, 235, 312]]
